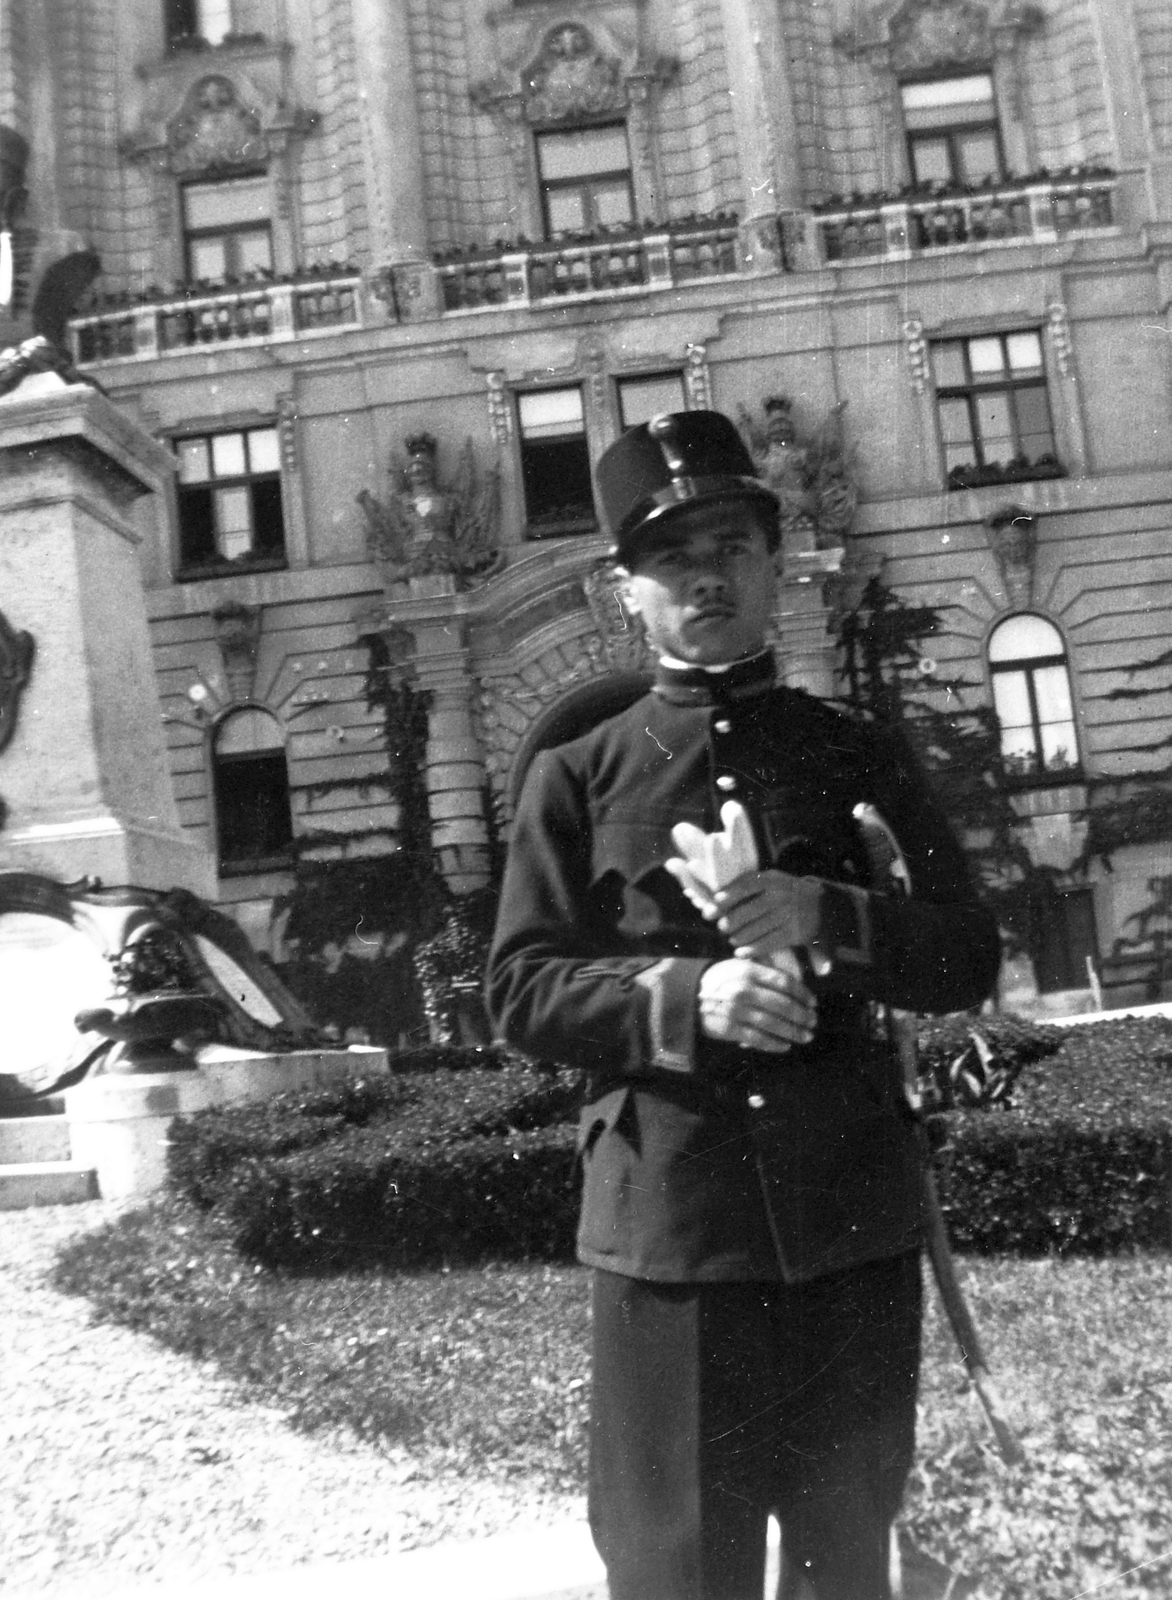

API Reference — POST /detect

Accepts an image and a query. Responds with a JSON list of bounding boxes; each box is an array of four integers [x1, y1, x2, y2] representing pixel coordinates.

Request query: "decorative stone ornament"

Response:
[[212, 601, 262, 702], [837, 0, 1044, 70], [984, 502, 1038, 607], [123, 68, 318, 176], [524, 24, 624, 122], [737, 396, 859, 554]]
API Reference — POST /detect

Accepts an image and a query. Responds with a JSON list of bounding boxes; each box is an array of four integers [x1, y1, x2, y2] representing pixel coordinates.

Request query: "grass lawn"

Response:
[[53, 1200, 1172, 1598]]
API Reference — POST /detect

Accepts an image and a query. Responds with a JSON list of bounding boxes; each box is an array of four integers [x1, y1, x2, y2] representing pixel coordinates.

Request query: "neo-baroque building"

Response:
[[6, 0, 1172, 1012]]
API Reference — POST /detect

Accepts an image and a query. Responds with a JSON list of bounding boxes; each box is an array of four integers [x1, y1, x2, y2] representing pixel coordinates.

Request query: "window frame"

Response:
[[173, 423, 288, 580], [932, 329, 1062, 490], [515, 384, 598, 539], [181, 171, 273, 286], [987, 614, 1081, 787], [534, 120, 636, 240], [210, 708, 295, 878], [165, 0, 233, 49], [615, 370, 688, 432], [899, 71, 1006, 189]]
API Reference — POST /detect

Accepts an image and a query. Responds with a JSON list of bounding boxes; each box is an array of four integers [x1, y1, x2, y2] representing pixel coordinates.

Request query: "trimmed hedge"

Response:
[[167, 1021, 1172, 1269], [167, 1050, 582, 1268], [915, 1012, 1065, 1109], [936, 1016, 1172, 1254]]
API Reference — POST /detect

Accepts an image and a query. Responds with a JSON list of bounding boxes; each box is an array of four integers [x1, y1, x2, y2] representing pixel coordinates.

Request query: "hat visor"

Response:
[[610, 475, 780, 563]]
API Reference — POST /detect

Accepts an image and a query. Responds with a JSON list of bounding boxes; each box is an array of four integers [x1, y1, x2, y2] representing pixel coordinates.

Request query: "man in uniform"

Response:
[[486, 411, 1000, 1600]]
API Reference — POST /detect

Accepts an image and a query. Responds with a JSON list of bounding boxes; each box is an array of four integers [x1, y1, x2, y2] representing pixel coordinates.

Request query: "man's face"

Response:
[[618, 501, 779, 665]]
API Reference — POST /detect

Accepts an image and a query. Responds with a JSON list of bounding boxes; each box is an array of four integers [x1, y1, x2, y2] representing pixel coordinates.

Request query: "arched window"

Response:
[[987, 614, 1079, 781], [212, 708, 294, 875]]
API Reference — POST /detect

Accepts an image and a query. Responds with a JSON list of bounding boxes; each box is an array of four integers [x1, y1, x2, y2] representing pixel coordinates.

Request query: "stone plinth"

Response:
[[65, 1045, 390, 1199], [0, 377, 216, 895]]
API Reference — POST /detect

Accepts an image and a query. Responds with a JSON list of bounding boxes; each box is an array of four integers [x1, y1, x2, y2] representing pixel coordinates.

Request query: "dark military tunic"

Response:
[[487, 651, 1000, 1284]]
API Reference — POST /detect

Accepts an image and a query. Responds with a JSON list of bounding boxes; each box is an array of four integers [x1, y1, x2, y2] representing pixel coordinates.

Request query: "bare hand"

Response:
[[713, 871, 827, 969], [698, 956, 817, 1054]]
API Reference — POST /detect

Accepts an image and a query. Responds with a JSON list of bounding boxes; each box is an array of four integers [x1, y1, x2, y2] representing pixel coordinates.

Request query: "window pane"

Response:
[[546, 188, 588, 234], [1033, 663, 1074, 726], [901, 74, 995, 117], [214, 751, 293, 870], [521, 437, 595, 527], [537, 126, 630, 181], [594, 180, 634, 227], [211, 432, 247, 478], [184, 177, 271, 230], [618, 373, 687, 429], [215, 486, 253, 559], [1040, 719, 1078, 772], [247, 427, 280, 474], [1006, 330, 1043, 372], [189, 236, 227, 281], [198, 0, 232, 44], [237, 229, 273, 274], [938, 396, 974, 446], [992, 669, 1032, 732], [968, 336, 1006, 378], [249, 479, 286, 556], [975, 392, 1013, 456], [909, 135, 952, 185], [177, 437, 210, 484], [1014, 386, 1054, 457], [958, 129, 1001, 183], [518, 388, 584, 438], [177, 485, 216, 566], [989, 614, 1065, 662], [931, 341, 967, 388]]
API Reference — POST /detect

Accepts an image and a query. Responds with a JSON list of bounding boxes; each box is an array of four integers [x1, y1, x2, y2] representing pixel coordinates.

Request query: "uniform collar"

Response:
[[652, 649, 778, 705]]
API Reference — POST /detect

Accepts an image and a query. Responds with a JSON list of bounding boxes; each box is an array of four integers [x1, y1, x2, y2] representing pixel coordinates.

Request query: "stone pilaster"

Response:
[[411, 620, 491, 895], [0, 376, 216, 895], [350, 0, 436, 317], [718, 0, 804, 273]]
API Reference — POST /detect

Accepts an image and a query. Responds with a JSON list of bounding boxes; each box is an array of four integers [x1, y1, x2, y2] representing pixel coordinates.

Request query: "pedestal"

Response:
[[0, 377, 216, 895], [65, 1070, 214, 1200]]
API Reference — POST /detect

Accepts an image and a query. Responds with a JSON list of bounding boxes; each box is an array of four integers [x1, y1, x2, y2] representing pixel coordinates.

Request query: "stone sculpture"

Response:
[[738, 395, 858, 553], [358, 433, 503, 590]]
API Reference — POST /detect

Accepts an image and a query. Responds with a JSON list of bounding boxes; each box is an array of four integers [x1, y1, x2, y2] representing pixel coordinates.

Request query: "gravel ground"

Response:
[[0, 1201, 584, 1598]]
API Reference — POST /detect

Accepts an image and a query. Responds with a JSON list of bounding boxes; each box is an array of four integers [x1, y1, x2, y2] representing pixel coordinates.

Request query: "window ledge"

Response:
[[177, 554, 288, 583], [948, 458, 1065, 492], [523, 515, 599, 540], [219, 852, 295, 879]]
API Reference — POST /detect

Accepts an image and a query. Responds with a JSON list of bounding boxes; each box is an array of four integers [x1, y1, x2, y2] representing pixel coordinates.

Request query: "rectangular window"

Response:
[[901, 73, 1003, 187], [1033, 888, 1098, 994], [175, 425, 285, 574], [215, 752, 294, 873], [536, 124, 634, 238], [182, 175, 272, 283], [617, 372, 686, 431], [166, 0, 232, 47], [517, 387, 596, 535], [931, 330, 1060, 488]]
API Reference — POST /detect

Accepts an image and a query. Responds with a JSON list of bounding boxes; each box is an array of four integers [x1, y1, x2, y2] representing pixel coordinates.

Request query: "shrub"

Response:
[[938, 1016, 1172, 1253], [167, 1048, 583, 1268]]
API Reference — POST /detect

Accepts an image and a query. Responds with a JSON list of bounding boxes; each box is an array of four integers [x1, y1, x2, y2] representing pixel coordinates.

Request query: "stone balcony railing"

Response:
[[434, 213, 742, 313], [69, 265, 364, 364], [811, 166, 1117, 264]]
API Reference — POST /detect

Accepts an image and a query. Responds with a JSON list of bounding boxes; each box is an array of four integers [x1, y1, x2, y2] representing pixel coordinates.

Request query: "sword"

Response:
[[852, 802, 1026, 1468]]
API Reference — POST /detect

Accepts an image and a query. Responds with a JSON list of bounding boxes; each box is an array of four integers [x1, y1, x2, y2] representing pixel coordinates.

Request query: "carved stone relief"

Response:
[[123, 62, 317, 176], [838, 0, 1045, 70], [984, 502, 1037, 607], [213, 602, 263, 703]]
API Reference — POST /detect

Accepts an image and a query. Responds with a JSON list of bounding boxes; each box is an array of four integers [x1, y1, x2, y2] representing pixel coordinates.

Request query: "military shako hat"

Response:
[[596, 409, 780, 566]]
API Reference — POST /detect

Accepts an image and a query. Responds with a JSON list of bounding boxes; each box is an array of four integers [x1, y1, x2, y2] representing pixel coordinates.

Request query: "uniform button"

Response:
[[713, 718, 732, 734], [716, 774, 737, 791]]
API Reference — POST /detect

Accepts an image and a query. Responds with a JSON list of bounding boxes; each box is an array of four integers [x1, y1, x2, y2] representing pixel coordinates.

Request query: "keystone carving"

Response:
[[213, 602, 262, 702], [984, 502, 1037, 607]]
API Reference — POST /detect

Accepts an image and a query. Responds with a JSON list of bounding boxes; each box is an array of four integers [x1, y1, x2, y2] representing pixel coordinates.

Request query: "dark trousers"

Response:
[[588, 1254, 921, 1600]]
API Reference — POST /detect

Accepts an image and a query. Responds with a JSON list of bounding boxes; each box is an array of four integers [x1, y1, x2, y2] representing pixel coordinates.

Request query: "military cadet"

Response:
[[486, 410, 1001, 1600]]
